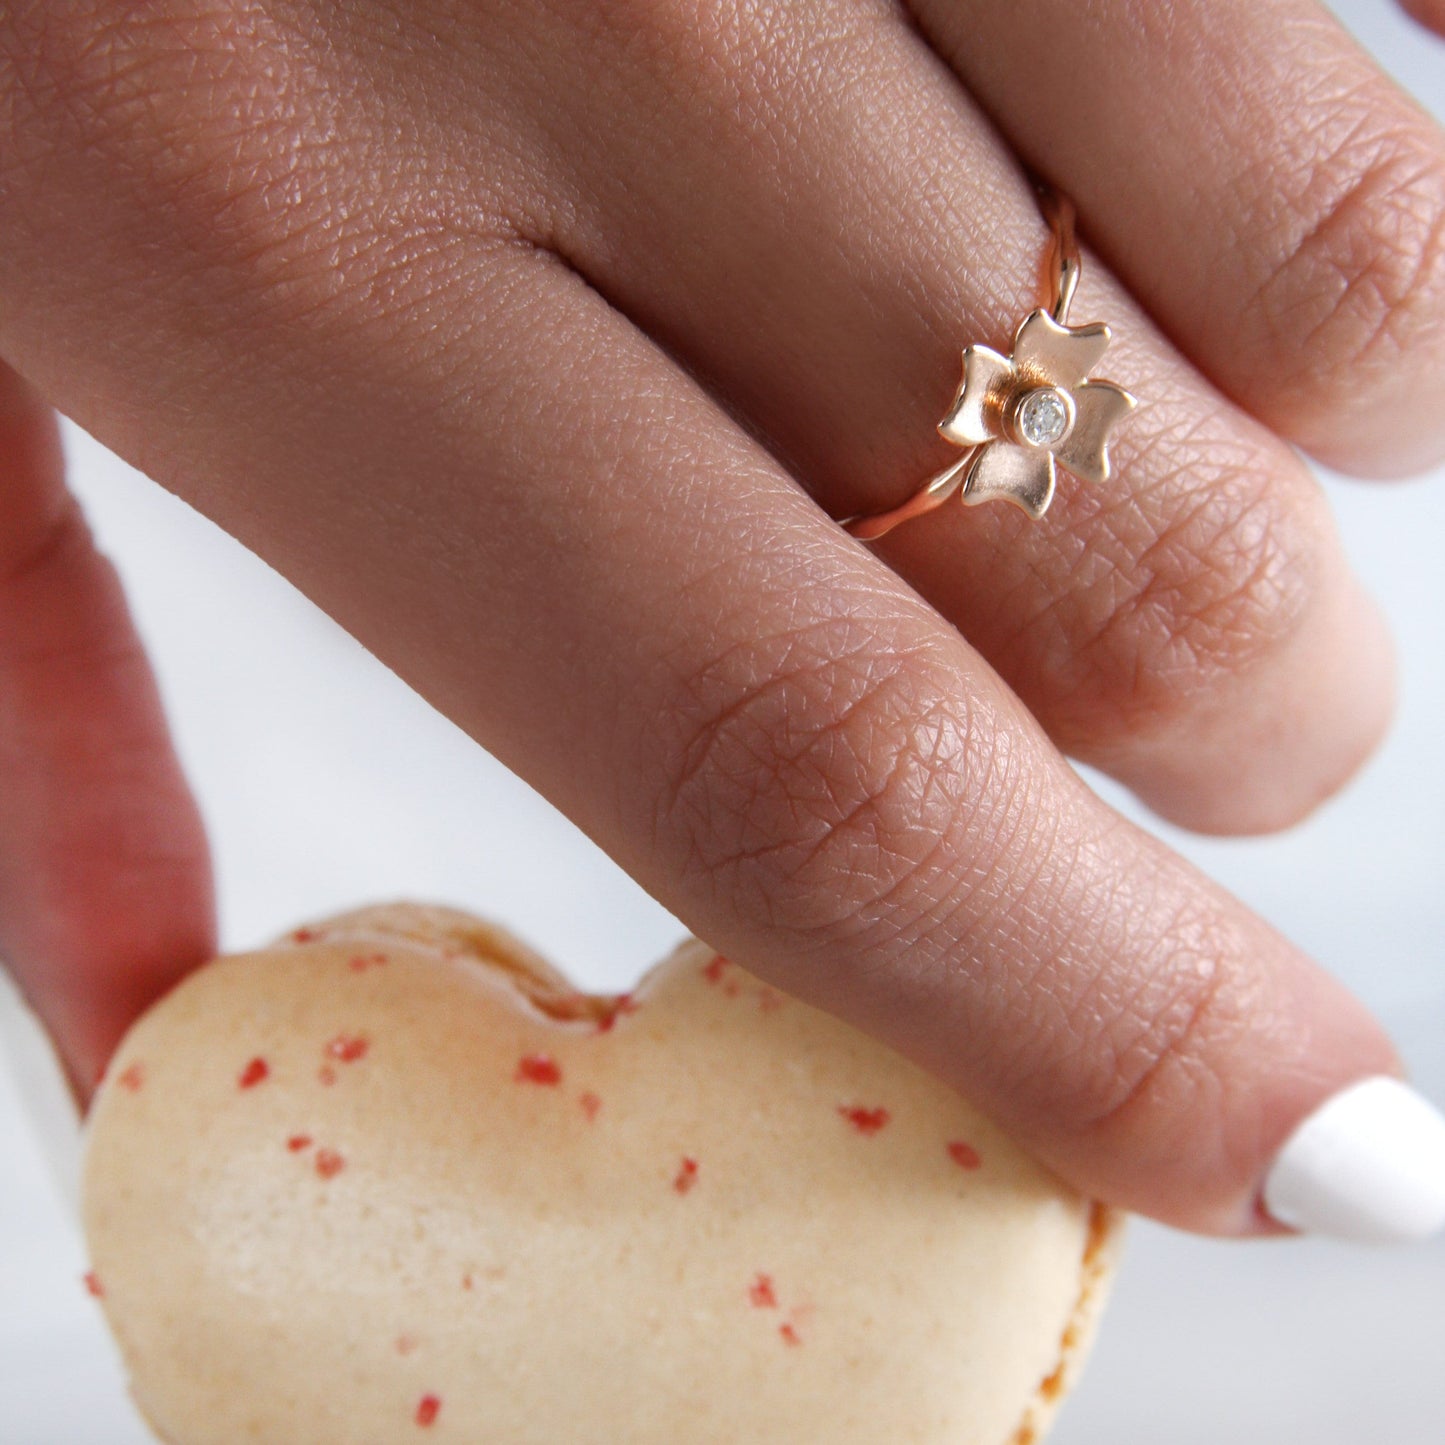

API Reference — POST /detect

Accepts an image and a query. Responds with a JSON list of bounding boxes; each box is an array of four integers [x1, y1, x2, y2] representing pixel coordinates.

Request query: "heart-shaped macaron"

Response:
[[82, 903, 1121, 1444]]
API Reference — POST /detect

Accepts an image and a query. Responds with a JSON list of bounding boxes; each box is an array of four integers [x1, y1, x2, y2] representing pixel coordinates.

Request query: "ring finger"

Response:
[[430, 0, 1413, 835]]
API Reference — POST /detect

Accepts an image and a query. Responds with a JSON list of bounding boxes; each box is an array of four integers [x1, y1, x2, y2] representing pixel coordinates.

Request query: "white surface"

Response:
[[2, 1, 1444, 1440]]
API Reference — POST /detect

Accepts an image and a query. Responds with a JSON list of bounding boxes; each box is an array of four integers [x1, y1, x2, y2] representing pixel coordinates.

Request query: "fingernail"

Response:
[[1263, 1076, 1445, 1243]]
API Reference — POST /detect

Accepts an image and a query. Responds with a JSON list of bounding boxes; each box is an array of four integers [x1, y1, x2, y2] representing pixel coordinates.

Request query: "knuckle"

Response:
[[1022, 405, 1319, 744], [544, 0, 772, 108], [4, 3, 533, 329], [1253, 113, 1445, 408], [8, 5, 341, 264], [7, 4, 272, 179], [561, 0, 832, 79], [549, 0, 887, 158], [653, 620, 995, 949]]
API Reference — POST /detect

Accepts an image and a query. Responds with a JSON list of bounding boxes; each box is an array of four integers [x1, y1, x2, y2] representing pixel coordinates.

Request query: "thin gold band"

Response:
[[1039, 184, 1080, 327]]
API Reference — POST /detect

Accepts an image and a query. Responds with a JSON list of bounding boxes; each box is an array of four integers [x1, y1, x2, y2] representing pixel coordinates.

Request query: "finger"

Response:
[[1400, 0, 1445, 37], [406, 0, 1396, 834], [0, 363, 215, 1100], [906, 0, 1445, 478], [0, 27, 1422, 1233]]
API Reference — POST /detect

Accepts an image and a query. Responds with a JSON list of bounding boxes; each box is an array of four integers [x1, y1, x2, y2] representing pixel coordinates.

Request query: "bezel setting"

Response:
[[1012, 386, 1076, 451]]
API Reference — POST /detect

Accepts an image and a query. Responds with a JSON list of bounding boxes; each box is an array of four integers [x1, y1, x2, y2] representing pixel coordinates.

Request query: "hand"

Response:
[[3, 0, 1444, 1239]]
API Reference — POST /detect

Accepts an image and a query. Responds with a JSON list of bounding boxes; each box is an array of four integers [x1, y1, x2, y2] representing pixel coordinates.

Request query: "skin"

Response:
[[1405, 0, 1445, 31], [0, 0, 1442, 1236]]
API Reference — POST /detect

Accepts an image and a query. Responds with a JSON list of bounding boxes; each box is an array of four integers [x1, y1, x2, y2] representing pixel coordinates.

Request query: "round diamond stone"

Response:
[[1017, 388, 1071, 449]]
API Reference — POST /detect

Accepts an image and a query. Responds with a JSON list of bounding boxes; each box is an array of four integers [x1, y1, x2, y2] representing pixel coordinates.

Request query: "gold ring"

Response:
[[843, 182, 1138, 540]]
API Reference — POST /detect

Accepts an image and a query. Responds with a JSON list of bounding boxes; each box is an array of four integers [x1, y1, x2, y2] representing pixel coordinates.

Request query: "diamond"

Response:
[[1017, 388, 1071, 449]]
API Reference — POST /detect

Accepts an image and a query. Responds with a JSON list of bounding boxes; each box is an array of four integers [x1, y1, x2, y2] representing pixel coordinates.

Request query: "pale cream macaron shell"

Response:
[[82, 903, 1122, 1445]]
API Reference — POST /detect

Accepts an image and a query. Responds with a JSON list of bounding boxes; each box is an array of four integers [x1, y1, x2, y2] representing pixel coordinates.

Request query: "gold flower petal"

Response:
[[962, 441, 1056, 519], [937, 345, 1013, 447], [1012, 310, 1111, 390], [1054, 381, 1138, 485]]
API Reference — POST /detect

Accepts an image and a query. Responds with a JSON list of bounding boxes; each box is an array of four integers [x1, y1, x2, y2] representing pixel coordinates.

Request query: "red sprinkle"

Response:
[[579, 1091, 602, 1122], [325, 1034, 369, 1064], [947, 1140, 982, 1170], [415, 1395, 441, 1427], [348, 952, 388, 972], [515, 1054, 562, 1086], [838, 1105, 891, 1136], [780, 1322, 802, 1347], [749, 1274, 778, 1309], [703, 956, 730, 984], [314, 1148, 346, 1180], [287, 1135, 314, 1153], [238, 1057, 270, 1090], [116, 1063, 145, 1093], [673, 1157, 700, 1195], [595, 993, 639, 1033], [83, 1272, 105, 1299], [292, 926, 322, 942]]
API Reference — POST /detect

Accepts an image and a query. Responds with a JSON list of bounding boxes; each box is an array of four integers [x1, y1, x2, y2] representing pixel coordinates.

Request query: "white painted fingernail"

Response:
[[1263, 1076, 1445, 1243]]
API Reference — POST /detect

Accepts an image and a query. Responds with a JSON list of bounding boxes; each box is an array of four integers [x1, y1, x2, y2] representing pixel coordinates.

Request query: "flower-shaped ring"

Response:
[[844, 185, 1138, 539]]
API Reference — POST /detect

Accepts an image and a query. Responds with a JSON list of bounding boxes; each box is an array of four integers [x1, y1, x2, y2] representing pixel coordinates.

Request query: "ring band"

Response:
[[843, 182, 1138, 541]]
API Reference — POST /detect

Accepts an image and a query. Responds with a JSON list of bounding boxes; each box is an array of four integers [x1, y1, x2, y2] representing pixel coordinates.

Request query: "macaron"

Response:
[[82, 901, 1121, 1443]]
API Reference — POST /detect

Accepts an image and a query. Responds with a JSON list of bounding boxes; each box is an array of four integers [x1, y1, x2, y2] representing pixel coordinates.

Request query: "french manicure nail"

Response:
[[1263, 1076, 1445, 1243]]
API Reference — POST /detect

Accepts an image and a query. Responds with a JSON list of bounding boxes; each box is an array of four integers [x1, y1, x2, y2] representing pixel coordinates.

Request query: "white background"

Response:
[[2, 2, 1443, 1440]]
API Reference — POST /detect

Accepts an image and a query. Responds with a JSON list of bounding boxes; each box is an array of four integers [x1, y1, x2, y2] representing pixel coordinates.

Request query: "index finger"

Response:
[[4, 257, 1431, 1234]]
